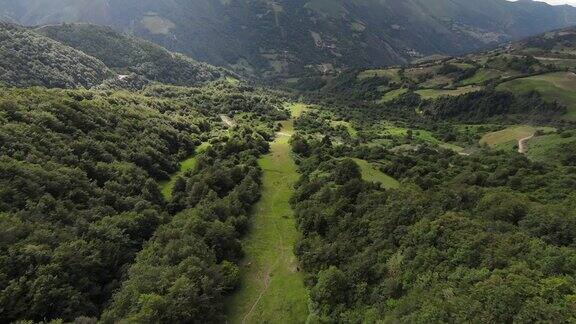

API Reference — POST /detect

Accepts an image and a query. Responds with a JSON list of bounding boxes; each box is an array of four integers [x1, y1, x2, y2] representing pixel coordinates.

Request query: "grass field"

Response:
[[225, 105, 309, 323], [480, 126, 536, 149], [358, 68, 401, 82], [416, 85, 483, 99], [497, 72, 576, 120], [378, 123, 465, 152], [461, 69, 502, 85], [286, 103, 308, 118], [331, 120, 357, 137], [535, 57, 576, 69], [479, 125, 552, 150], [379, 88, 407, 102], [159, 142, 210, 199], [352, 158, 400, 189], [420, 75, 452, 88]]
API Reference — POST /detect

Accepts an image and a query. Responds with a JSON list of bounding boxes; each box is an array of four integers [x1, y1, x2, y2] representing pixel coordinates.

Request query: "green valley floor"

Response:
[[225, 105, 309, 323]]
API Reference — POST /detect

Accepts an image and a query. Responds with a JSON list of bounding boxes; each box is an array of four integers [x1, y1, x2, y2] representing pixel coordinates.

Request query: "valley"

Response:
[[1, 4, 576, 324]]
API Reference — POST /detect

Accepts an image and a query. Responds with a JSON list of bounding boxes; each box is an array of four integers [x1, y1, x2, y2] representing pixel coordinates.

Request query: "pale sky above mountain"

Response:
[[509, 0, 576, 5], [540, 0, 576, 5]]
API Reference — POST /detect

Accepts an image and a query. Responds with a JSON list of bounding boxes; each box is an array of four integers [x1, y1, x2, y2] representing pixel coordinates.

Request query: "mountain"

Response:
[[0, 22, 228, 89], [2, 0, 576, 78], [37, 24, 228, 87], [303, 25, 576, 124], [0, 22, 112, 88]]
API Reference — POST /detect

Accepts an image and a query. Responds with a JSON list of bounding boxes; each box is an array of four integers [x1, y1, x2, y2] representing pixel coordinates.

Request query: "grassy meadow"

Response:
[[159, 142, 211, 199], [416, 85, 483, 100], [352, 158, 400, 189], [225, 104, 309, 323], [497, 72, 576, 120]]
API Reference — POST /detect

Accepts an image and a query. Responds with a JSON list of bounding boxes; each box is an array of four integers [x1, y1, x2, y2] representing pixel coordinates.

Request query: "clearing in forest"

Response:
[[225, 104, 309, 323], [460, 68, 502, 85], [416, 85, 483, 100], [352, 158, 400, 189], [480, 126, 537, 150], [379, 88, 407, 103], [159, 142, 210, 199], [331, 120, 357, 137], [479, 126, 553, 151]]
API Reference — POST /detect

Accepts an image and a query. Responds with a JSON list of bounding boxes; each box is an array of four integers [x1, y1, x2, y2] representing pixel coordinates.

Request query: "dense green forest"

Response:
[[284, 36, 576, 318], [0, 22, 112, 88], [38, 24, 227, 87], [290, 111, 576, 323], [0, 22, 227, 90], [101, 127, 269, 323]]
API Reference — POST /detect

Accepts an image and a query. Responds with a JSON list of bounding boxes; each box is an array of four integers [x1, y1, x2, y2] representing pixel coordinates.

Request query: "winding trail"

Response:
[[518, 135, 534, 154], [225, 105, 309, 323]]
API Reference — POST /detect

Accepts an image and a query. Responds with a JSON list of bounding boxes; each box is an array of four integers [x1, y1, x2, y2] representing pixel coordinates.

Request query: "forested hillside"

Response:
[[290, 119, 576, 321], [0, 22, 111, 88], [0, 81, 289, 322], [0, 22, 227, 89], [38, 24, 227, 87], [299, 26, 576, 123], [2, 0, 576, 78]]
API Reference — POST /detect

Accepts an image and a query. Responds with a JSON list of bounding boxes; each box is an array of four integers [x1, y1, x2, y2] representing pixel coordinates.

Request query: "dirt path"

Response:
[[518, 135, 534, 154], [224, 112, 308, 323], [220, 114, 236, 127]]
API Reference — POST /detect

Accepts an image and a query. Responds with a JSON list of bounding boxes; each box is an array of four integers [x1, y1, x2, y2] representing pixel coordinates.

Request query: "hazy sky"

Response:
[[509, 0, 576, 5], [540, 0, 576, 4]]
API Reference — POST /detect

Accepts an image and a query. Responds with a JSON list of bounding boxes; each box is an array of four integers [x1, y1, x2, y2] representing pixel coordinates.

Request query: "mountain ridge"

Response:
[[36, 23, 229, 87], [0, 21, 112, 88], [2, 0, 576, 78], [0, 21, 228, 89]]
